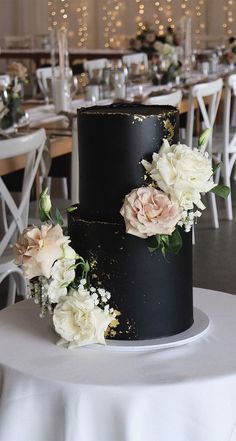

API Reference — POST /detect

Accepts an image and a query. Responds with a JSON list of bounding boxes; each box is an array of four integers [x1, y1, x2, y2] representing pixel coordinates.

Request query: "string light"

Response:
[[194, 0, 205, 47], [47, 0, 69, 31], [135, 0, 146, 35], [48, 1, 236, 52], [180, 0, 191, 17], [166, 0, 174, 29], [224, 0, 235, 36], [48, 1, 57, 31], [153, 1, 160, 33], [76, 0, 88, 48], [59, 0, 69, 30], [102, 0, 124, 49]]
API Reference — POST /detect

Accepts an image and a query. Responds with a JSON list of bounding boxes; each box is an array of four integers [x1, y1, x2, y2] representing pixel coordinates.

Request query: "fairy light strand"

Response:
[[135, 0, 146, 35], [166, 0, 174, 29], [103, 0, 124, 49], [194, 0, 205, 47], [180, 0, 191, 17], [47, 0, 69, 31], [48, 0, 57, 31], [223, 0, 235, 36], [59, 0, 69, 31], [76, 0, 88, 48]]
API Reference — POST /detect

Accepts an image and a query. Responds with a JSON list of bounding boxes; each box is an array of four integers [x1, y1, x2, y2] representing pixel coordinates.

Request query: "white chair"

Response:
[[28, 120, 79, 227], [142, 89, 182, 108], [36, 66, 73, 99], [186, 78, 223, 229], [83, 58, 108, 78], [212, 74, 236, 220], [35, 66, 73, 200], [0, 129, 46, 306], [122, 52, 148, 72]]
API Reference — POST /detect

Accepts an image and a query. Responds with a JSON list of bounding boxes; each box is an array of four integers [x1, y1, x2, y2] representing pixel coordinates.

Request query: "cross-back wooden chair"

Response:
[[0, 129, 46, 306], [186, 78, 223, 229]]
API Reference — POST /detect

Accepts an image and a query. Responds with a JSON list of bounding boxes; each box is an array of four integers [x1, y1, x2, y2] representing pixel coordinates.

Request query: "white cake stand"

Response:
[[91, 307, 210, 352]]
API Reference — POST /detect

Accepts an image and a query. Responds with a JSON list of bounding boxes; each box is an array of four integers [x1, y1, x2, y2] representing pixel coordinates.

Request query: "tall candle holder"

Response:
[[178, 16, 192, 77], [53, 29, 71, 113]]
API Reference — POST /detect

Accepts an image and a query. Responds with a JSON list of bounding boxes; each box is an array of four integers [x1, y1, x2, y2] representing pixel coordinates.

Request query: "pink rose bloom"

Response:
[[14, 224, 69, 279], [120, 187, 181, 238]]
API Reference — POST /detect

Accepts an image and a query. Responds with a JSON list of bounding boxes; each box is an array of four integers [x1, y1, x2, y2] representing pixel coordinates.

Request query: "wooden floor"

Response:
[[1, 179, 236, 309]]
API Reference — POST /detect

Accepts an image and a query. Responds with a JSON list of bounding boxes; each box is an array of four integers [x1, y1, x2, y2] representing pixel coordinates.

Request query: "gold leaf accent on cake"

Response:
[[105, 310, 121, 338], [133, 115, 146, 123], [163, 118, 175, 143]]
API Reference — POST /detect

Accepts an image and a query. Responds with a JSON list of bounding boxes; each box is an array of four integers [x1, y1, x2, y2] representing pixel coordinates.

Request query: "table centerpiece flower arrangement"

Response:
[[0, 62, 28, 130]]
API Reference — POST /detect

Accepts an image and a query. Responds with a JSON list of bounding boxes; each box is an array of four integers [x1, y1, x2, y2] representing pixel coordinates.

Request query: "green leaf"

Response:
[[67, 206, 77, 213], [212, 162, 221, 174], [54, 208, 64, 226], [83, 260, 90, 274], [147, 228, 183, 257], [198, 128, 212, 148], [39, 211, 50, 222], [211, 185, 230, 199], [148, 235, 159, 253], [148, 245, 159, 253], [168, 228, 183, 255]]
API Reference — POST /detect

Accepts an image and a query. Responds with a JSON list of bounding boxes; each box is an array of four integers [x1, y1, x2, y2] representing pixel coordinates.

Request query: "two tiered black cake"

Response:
[[68, 103, 193, 340]]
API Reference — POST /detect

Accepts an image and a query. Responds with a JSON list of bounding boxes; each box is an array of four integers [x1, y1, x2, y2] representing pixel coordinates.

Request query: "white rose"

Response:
[[142, 140, 216, 211], [62, 245, 77, 260], [51, 258, 75, 285], [53, 288, 113, 348], [47, 280, 67, 303]]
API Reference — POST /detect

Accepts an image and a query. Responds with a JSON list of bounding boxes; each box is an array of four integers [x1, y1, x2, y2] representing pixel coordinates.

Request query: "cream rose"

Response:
[[53, 288, 113, 348], [47, 280, 67, 303], [120, 187, 181, 238], [14, 224, 70, 279], [142, 140, 216, 211], [50, 258, 75, 285]]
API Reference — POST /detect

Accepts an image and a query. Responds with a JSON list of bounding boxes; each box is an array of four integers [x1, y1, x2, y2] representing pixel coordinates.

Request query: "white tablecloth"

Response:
[[1, 288, 236, 441]]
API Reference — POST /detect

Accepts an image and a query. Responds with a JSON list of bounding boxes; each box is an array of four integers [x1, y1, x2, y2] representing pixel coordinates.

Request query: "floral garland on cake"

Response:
[[14, 129, 229, 348], [120, 129, 230, 256], [14, 189, 118, 349]]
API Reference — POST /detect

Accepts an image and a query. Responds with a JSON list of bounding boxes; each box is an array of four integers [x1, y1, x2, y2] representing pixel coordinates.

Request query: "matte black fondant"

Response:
[[68, 212, 193, 340], [68, 103, 193, 340], [77, 103, 179, 221]]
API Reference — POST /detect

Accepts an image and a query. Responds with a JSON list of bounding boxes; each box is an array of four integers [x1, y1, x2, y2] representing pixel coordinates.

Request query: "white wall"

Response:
[[0, 0, 234, 49]]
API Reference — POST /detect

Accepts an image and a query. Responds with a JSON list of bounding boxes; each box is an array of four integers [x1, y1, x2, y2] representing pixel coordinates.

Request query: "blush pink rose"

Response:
[[120, 187, 181, 238], [14, 224, 69, 279]]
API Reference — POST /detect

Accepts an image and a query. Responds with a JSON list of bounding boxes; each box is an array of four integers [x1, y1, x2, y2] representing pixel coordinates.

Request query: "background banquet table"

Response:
[[1, 288, 236, 441], [0, 48, 131, 67], [0, 80, 201, 177]]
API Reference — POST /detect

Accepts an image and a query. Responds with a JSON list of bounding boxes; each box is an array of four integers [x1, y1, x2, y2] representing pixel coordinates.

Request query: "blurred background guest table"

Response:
[[0, 48, 131, 68], [1, 288, 236, 441]]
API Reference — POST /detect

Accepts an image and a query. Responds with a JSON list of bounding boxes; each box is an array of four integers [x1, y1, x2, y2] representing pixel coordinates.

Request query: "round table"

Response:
[[1, 287, 236, 441]]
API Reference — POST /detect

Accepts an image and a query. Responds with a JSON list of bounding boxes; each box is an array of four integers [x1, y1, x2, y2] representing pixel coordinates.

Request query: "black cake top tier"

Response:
[[77, 103, 179, 221]]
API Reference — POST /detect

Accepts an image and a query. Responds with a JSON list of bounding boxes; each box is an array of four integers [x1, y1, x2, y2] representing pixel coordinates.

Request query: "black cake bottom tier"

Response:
[[68, 210, 193, 341]]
